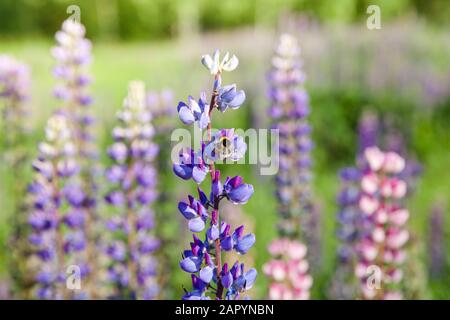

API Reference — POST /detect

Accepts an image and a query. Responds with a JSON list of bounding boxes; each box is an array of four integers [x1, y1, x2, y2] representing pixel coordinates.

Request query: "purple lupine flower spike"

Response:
[[52, 18, 99, 296], [0, 55, 32, 297], [175, 50, 256, 300], [264, 34, 314, 299], [28, 114, 89, 299], [104, 81, 160, 300], [0, 55, 30, 151], [329, 167, 364, 299]]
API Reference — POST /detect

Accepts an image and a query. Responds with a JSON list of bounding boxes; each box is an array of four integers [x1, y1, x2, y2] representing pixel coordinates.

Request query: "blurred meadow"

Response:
[[0, 0, 449, 299]]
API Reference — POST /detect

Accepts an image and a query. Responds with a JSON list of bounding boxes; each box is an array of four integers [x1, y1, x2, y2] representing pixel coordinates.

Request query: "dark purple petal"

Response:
[[178, 202, 197, 219], [173, 164, 192, 180], [221, 236, 233, 251]]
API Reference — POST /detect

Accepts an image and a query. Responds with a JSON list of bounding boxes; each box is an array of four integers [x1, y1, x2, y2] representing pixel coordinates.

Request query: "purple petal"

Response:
[[207, 224, 220, 241], [221, 236, 233, 251], [229, 90, 245, 108], [178, 202, 197, 220], [180, 256, 201, 273], [178, 106, 195, 125], [235, 233, 255, 254], [199, 266, 213, 283], [244, 268, 257, 289], [188, 217, 205, 233], [228, 184, 254, 204], [173, 164, 192, 180], [221, 271, 233, 289], [198, 112, 209, 130], [192, 166, 208, 184]]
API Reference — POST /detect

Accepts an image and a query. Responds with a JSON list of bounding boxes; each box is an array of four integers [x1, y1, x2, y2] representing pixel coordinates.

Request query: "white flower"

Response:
[[201, 50, 239, 74], [45, 114, 70, 142]]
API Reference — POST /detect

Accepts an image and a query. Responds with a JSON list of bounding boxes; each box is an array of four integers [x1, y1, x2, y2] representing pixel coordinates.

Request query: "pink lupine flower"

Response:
[[364, 147, 384, 171], [372, 227, 386, 243], [389, 209, 409, 226], [269, 283, 291, 300], [358, 239, 378, 261], [383, 152, 406, 174], [355, 147, 410, 300], [359, 195, 379, 215], [264, 238, 312, 300], [386, 228, 409, 249], [361, 172, 378, 194], [286, 241, 307, 260]]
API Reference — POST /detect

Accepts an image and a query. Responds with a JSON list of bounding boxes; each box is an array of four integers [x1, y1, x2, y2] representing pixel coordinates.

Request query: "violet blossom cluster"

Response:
[[174, 50, 257, 300], [28, 114, 89, 299], [104, 81, 160, 300], [355, 146, 409, 300], [265, 34, 314, 299], [51, 19, 98, 294]]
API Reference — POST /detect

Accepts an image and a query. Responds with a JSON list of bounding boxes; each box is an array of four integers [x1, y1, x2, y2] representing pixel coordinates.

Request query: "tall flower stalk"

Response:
[[51, 18, 98, 296], [329, 167, 364, 299], [28, 114, 88, 299], [174, 50, 257, 300], [0, 55, 32, 297], [264, 34, 313, 299], [104, 81, 160, 299], [146, 90, 175, 296], [355, 147, 409, 300]]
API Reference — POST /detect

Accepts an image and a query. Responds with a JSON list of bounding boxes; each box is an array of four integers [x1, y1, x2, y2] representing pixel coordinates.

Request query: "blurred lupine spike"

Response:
[[355, 146, 409, 300], [174, 50, 256, 300], [145, 89, 175, 298], [0, 55, 32, 298], [428, 204, 446, 279], [104, 81, 160, 300], [52, 18, 99, 296], [0, 55, 30, 152], [28, 114, 90, 299], [358, 111, 379, 159], [329, 167, 363, 299], [264, 238, 313, 300], [265, 33, 313, 299]]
